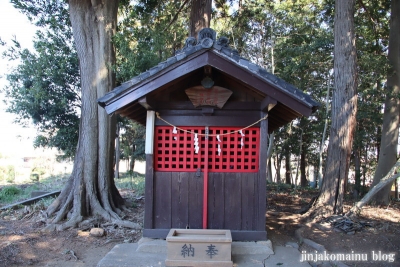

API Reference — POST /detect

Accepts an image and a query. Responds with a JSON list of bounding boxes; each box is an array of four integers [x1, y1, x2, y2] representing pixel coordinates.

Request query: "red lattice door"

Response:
[[154, 126, 260, 229], [154, 126, 260, 172]]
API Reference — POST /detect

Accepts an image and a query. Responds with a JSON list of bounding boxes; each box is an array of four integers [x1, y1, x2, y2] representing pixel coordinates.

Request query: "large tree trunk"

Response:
[[371, 0, 400, 205], [309, 0, 358, 217], [300, 141, 307, 187], [189, 0, 211, 38], [45, 0, 139, 230]]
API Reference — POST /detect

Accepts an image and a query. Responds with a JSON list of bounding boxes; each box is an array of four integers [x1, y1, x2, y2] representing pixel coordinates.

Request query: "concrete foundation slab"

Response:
[[137, 239, 167, 254], [97, 244, 165, 267], [232, 240, 273, 255], [97, 239, 311, 267]]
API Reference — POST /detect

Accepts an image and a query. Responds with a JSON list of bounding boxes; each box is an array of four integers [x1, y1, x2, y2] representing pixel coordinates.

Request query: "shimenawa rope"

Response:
[[155, 112, 268, 136]]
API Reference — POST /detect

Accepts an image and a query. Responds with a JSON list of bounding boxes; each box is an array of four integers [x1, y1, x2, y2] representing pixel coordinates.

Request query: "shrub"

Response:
[[0, 165, 16, 183], [115, 171, 145, 196], [0, 185, 21, 202], [30, 172, 40, 181]]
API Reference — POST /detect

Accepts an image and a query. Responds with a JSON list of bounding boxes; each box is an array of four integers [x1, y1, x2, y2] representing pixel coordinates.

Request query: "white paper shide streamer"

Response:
[[239, 130, 245, 149], [194, 133, 199, 154]]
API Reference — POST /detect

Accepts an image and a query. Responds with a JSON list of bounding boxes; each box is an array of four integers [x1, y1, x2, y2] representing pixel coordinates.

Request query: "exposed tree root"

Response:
[[113, 220, 141, 229], [302, 202, 337, 222], [296, 195, 318, 214], [44, 160, 141, 231], [300, 193, 340, 222], [55, 215, 83, 231]]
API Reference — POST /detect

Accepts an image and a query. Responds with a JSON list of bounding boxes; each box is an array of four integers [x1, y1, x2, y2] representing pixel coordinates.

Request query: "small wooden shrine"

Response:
[[98, 28, 319, 241]]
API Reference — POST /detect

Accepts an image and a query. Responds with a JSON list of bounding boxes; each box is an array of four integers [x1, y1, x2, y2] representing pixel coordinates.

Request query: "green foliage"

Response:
[[30, 173, 40, 182], [216, 0, 391, 187], [113, 1, 187, 167], [0, 173, 68, 205], [1, 0, 394, 189], [0, 166, 16, 183], [119, 119, 146, 167], [353, 0, 390, 177], [214, 1, 333, 171], [2, 0, 80, 160], [115, 171, 145, 196], [0, 186, 21, 202], [114, 0, 188, 83], [32, 196, 56, 211]]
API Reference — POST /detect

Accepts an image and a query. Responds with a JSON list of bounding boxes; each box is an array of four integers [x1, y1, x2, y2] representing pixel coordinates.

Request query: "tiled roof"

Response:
[[98, 28, 319, 110]]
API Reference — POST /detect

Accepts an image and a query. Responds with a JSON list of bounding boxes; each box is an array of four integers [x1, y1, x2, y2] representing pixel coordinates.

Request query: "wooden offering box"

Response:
[[165, 229, 233, 267]]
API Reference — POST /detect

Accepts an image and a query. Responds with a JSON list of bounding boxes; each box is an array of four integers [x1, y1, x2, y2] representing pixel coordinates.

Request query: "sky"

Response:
[[0, 1, 38, 157]]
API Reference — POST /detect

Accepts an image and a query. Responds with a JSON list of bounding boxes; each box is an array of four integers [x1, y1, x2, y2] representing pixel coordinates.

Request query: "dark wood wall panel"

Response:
[[153, 171, 203, 230], [188, 172, 203, 229], [224, 173, 242, 230], [144, 154, 154, 229], [154, 172, 172, 228], [257, 113, 268, 231], [152, 171, 261, 232], [151, 121, 265, 233], [171, 172, 189, 229], [241, 173, 256, 230], [207, 173, 225, 229]]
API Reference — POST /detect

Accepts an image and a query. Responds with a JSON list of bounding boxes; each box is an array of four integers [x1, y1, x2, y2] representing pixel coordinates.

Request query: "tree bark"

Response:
[[115, 122, 120, 179], [130, 143, 136, 172], [45, 0, 140, 230], [317, 80, 331, 188], [189, 0, 211, 38], [309, 0, 358, 217], [266, 133, 275, 183], [276, 154, 282, 183], [371, 0, 400, 205], [300, 140, 307, 187], [354, 146, 361, 199]]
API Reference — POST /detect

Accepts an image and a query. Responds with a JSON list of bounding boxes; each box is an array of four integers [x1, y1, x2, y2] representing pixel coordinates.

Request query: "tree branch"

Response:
[[357, 0, 377, 25], [164, 0, 190, 31]]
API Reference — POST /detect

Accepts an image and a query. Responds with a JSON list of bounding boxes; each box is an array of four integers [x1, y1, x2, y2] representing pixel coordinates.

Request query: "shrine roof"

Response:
[[98, 28, 319, 130]]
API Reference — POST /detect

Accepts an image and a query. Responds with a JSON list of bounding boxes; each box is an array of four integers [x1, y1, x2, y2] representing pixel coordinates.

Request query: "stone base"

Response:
[[165, 259, 233, 267], [97, 239, 311, 267]]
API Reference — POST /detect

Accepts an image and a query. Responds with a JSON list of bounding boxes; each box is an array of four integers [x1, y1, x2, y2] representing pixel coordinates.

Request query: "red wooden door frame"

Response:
[[203, 127, 209, 229]]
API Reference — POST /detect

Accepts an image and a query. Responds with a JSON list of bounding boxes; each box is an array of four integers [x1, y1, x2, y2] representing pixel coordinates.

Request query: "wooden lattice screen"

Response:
[[154, 126, 259, 172]]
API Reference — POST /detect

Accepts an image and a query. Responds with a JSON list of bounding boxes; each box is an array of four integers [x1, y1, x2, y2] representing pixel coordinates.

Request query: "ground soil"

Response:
[[267, 185, 400, 267], [1, 185, 399, 267]]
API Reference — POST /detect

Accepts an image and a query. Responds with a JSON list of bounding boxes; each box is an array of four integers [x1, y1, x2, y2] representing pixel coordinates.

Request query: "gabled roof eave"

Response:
[[98, 28, 320, 117]]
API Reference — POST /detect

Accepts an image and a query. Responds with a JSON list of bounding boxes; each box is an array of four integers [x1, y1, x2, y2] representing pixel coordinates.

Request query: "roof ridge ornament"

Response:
[[179, 28, 234, 54], [216, 36, 229, 47], [198, 28, 216, 42], [184, 37, 197, 48], [198, 28, 216, 48]]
